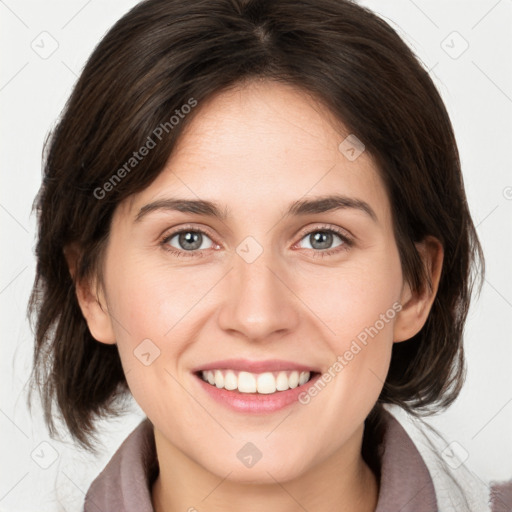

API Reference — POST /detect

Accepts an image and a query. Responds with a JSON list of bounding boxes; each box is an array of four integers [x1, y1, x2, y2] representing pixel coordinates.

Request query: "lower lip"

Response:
[[194, 373, 321, 413]]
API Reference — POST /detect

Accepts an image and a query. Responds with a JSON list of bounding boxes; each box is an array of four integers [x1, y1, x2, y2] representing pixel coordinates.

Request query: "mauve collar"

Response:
[[374, 410, 437, 511], [84, 418, 157, 512]]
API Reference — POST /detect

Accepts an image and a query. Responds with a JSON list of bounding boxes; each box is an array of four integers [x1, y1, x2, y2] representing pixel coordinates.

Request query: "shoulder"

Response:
[[82, 408, 498, 512], [373, 407, 437, 511], [83, 417, 157, 512], [490, 480, 512, 512], [381, 405, 493, 512]]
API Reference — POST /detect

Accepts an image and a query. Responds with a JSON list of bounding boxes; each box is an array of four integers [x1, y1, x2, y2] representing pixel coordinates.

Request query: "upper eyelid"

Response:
[[295, 223, 352, 240], [161, 223, 216, 239]]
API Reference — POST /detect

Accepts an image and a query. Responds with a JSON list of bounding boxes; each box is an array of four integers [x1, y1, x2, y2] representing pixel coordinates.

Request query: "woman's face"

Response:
[[93, 80, 413, 483]]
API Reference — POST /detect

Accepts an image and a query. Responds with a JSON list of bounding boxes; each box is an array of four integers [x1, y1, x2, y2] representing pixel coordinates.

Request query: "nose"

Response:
[[216, 247, 301, 342]]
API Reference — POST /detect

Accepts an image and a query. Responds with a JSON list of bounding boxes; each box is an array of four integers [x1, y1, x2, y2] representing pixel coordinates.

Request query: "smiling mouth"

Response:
[[195, 369, 318, 395]]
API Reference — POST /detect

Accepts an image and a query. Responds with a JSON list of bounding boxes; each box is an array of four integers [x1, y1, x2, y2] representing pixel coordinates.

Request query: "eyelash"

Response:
[[159, 224, 354, 259]]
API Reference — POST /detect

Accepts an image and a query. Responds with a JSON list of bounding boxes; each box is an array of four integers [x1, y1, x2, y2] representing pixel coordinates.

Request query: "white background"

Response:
[[1, 0, 511, 510]]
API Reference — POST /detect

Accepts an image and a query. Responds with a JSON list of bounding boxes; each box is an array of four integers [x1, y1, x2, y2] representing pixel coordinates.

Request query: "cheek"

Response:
[[294, 272, 400, 456], [295, 247, 403, 346], [103, 256, 218, 407], [107, 254, 206, 341], [295, 249, 402, 402]]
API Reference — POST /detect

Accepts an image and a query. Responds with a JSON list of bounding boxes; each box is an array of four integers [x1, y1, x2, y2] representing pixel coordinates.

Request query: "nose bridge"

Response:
[[217, 241, 300, 340]]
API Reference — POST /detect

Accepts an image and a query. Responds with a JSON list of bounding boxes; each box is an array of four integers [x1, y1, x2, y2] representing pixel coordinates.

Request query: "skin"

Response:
[[69, 79, 443, 512]]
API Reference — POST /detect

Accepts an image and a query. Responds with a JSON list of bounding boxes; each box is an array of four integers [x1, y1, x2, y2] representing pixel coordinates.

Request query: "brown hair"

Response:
[[28, 0, 484, 450]]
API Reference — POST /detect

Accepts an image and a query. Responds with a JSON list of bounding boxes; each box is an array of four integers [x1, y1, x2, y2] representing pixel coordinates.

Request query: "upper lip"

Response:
[[192, 358, 320, 374]]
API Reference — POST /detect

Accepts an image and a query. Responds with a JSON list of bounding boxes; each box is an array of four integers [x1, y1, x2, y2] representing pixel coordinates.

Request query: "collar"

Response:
[[84, 408, 437, 512]]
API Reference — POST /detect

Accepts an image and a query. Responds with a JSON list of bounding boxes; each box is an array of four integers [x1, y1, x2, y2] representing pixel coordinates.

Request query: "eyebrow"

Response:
[[134, 194, 377, 223]]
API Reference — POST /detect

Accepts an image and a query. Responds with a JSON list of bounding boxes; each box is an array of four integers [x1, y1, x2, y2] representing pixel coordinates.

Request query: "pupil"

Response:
[[180, 231, 202, 250], [311, 231, 332, 250]]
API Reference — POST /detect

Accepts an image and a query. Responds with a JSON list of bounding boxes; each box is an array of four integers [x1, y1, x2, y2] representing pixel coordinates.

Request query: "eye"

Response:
[[160, 224, 353, 259], [295, 226, 353, 257], [161, 227, 216, 257]]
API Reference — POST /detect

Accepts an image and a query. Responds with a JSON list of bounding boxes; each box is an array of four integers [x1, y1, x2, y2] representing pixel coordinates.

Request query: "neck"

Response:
[[151, 426, 379, 512]]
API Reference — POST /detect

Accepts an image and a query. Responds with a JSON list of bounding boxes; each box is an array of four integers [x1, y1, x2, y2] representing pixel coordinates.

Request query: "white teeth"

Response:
[[214, 369, 224, 388], [256, 372, 276, 394], [276, 371, 289, 391], [238, 371, 257, 393], [288, 371, 299, 388], [200, 369, 312, 394], [224, 370, 238, 390]]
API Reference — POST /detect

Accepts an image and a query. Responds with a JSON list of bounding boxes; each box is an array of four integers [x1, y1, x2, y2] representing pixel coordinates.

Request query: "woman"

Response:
[[28, 0, 488, 510]]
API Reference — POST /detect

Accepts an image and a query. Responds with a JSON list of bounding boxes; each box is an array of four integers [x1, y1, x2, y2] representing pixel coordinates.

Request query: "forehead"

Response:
[[119, 80, 390, 226]]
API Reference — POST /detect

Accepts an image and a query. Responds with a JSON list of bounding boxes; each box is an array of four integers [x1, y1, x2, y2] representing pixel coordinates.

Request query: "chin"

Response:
[[203, 455, 311, 485]]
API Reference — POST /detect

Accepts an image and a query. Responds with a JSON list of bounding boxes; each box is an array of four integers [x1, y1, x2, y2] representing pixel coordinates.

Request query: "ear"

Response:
[[63, 243, 116, 345], [393, 236, 444, 343]]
